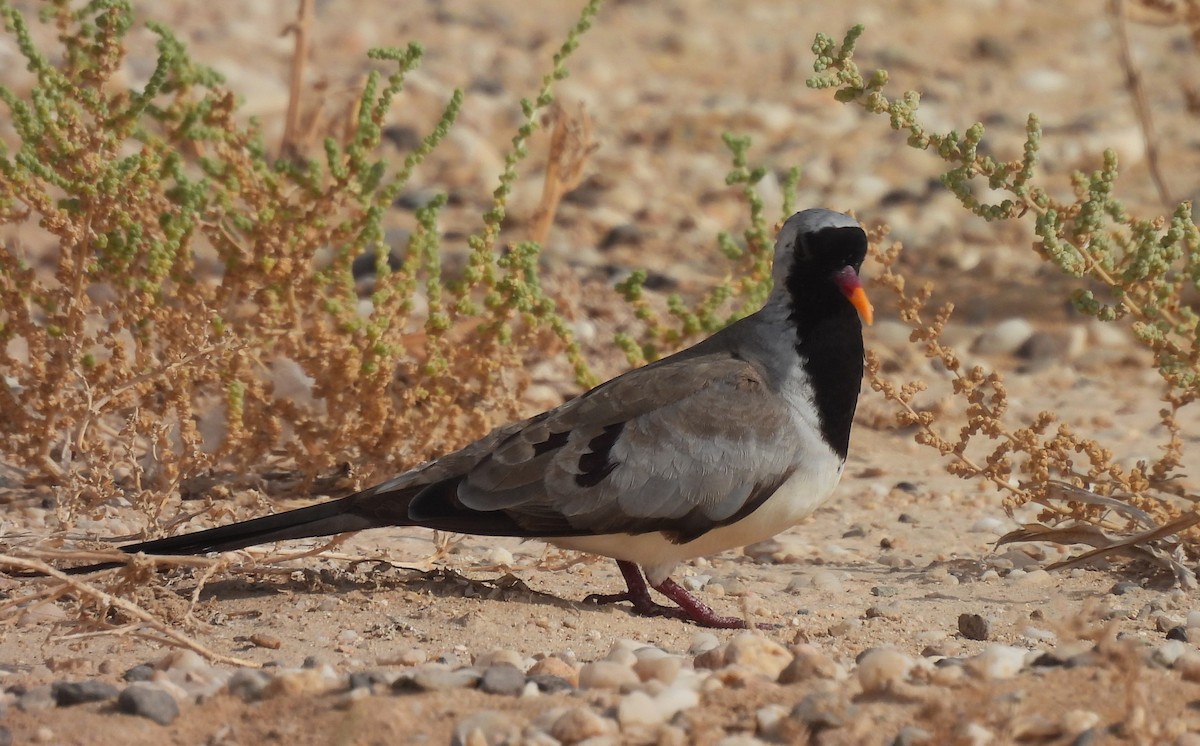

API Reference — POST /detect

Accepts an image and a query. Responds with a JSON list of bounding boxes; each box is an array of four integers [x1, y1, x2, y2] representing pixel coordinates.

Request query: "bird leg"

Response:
[[651, 577, 748, 629], [584, 560, 747, 629]]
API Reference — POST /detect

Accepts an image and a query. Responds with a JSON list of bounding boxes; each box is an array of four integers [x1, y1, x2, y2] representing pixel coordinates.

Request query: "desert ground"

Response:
[[3, 1, 1200, 744]]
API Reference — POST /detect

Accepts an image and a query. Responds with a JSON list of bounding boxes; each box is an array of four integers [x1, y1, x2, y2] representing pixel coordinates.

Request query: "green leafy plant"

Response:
[[0, 0, 600, 530], [809, 25, 1200, 578]]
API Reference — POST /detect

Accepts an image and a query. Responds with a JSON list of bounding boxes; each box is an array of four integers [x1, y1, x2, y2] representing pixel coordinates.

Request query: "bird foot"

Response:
[[585, 560, 750, 629]]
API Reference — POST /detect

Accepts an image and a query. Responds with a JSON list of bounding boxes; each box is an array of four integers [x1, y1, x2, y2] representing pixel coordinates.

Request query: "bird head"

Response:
[[772, 208, 874, 327]]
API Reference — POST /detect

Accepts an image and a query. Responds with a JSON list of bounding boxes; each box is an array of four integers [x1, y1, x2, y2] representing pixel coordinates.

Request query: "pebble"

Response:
[[893, 725, 933, 745], [1174, 651, 1200, 682], [348, 670, 391, 692], [961, 722, 994, 746], [632, 654, 682, 685], [1110, 580, 1140, 595], [17, 686, 55, 712], [116, 683, 180, 725], [51, 680, 119, 706], [969, 516, 1006, 534], [856, 647, 914, 694], [479, 664, 526, 696], [264, 667, 341, 698], [528, 673, 576, 694], [452, 711, 521, 746], [756, 704, 790, 740], [809, 570, 845, 593], [791, 691, 856, 732], [1014, 568, 1052, 586], [1150, 640, 1189, 668], [578, 660, 639, 691], [226, 668, 272, 701], [528, 656, 578, 686], [970, 645, 1029, 680], [551, 706, 617, 743], [777, 648, 845, 683], [689, 632, 721, 655], [972, 318, 1034, 355], [123, 664, 154, 682], [617, 690, 666, 732], [958, 613, 993, 641], [394, 667, 482, 693], [723, 633, 792, 679]]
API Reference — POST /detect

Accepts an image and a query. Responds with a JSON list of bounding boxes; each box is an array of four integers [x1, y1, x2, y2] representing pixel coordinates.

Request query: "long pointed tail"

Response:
[[122, 494, 379, 556]]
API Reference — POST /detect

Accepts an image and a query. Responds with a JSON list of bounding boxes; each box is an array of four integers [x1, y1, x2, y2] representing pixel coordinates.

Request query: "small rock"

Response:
[[790, 691, 856, 732], [479, 664, 525, 696], [51, 680, 119, 706], [527, 674, 575, 694], [382, 647, 428, 667], [724, 633, 792, 679], [550, 706, 616, 743], [756, 704, 789, 740], [17, 686, 55, 712], [394, 667, 482, 693], [972, 318, 1034, 355], [958, 613, 993, 641], [970, 645, 1028, 680], [632, 654, 682, 685], [157, 649, 207, 674], [578, 660, 639, 691], [689, 632, 721, 656], [226, 668, 272, 701], [117, 684, 179, 726], [1061, 709, 1101, 736], [969, 516, 1006, 534], [655, 685, 700, 718], [264, 667, 340, 698], [528, 656, 578, 686], [618, 690, 666, 732], [961, 722, 994, 746], [451, 710, 520, 746], [1110, 581, 1140, 595], [856, 647, 914, 694], [1151, 640, 1189, 667], [348, 671, 390, 691], [1015, 568, 1052, 586], [892, 725, 933, 745], [810, 570, 844, 593], [1167, 626, 1189, 642], [1174, 651, 1200, 682], [474, 649, 525, 669], [866, 604, 903, 621], [123, 664, 154, 682], [778, 648, 844, 684]]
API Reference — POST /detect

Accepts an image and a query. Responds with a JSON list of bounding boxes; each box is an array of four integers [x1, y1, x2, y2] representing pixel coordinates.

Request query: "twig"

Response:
[[0, 554, 257, 667], [280, 0, 313, 160], [1110, 0, 1174, 208]]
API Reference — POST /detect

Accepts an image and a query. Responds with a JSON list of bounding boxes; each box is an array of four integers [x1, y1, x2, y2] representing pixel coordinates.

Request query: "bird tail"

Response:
[[122, 493, 381, 556]]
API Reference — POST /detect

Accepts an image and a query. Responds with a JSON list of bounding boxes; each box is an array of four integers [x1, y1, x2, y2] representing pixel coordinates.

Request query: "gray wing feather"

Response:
[[452, 353, 799, 538]]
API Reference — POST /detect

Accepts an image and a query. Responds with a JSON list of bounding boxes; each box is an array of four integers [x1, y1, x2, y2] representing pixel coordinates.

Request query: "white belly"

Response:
[[550, 455, 845, 585]]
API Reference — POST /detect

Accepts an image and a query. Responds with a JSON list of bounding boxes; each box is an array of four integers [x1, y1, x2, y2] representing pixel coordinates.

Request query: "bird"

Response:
[[115, 208, 873, 628]]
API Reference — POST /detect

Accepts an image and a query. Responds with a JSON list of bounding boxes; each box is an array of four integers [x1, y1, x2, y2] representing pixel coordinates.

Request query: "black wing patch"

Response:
[[575, 422, 624, 488]]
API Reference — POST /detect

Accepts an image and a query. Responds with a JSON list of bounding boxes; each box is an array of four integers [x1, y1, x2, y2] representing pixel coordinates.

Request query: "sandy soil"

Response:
[[3, 1, 1200, 744]]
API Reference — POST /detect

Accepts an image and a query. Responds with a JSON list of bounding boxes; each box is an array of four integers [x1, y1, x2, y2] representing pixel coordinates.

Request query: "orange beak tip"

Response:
[[850, 287, 874, 326]]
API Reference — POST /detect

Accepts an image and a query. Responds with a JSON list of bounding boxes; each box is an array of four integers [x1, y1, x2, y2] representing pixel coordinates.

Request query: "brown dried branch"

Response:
[[529, 101, 598, 245], [0, 554, 256, 667], [1110, 0, 1174, 208]]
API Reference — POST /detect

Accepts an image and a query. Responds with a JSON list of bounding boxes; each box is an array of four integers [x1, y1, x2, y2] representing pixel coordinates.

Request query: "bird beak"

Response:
[[833, 267, 874, 326]]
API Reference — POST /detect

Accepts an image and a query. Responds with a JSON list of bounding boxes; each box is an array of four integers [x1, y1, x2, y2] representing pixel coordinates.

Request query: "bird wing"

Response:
[[410, 351, 802, 542]]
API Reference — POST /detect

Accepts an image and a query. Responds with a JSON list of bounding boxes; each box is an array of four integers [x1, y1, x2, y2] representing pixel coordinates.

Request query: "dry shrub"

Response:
[[810, 26, 1200, 581], [0, 0, 601, 531]]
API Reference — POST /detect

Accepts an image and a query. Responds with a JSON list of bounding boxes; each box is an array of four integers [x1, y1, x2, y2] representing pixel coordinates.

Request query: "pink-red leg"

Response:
[[584, 560, 748, 629]]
